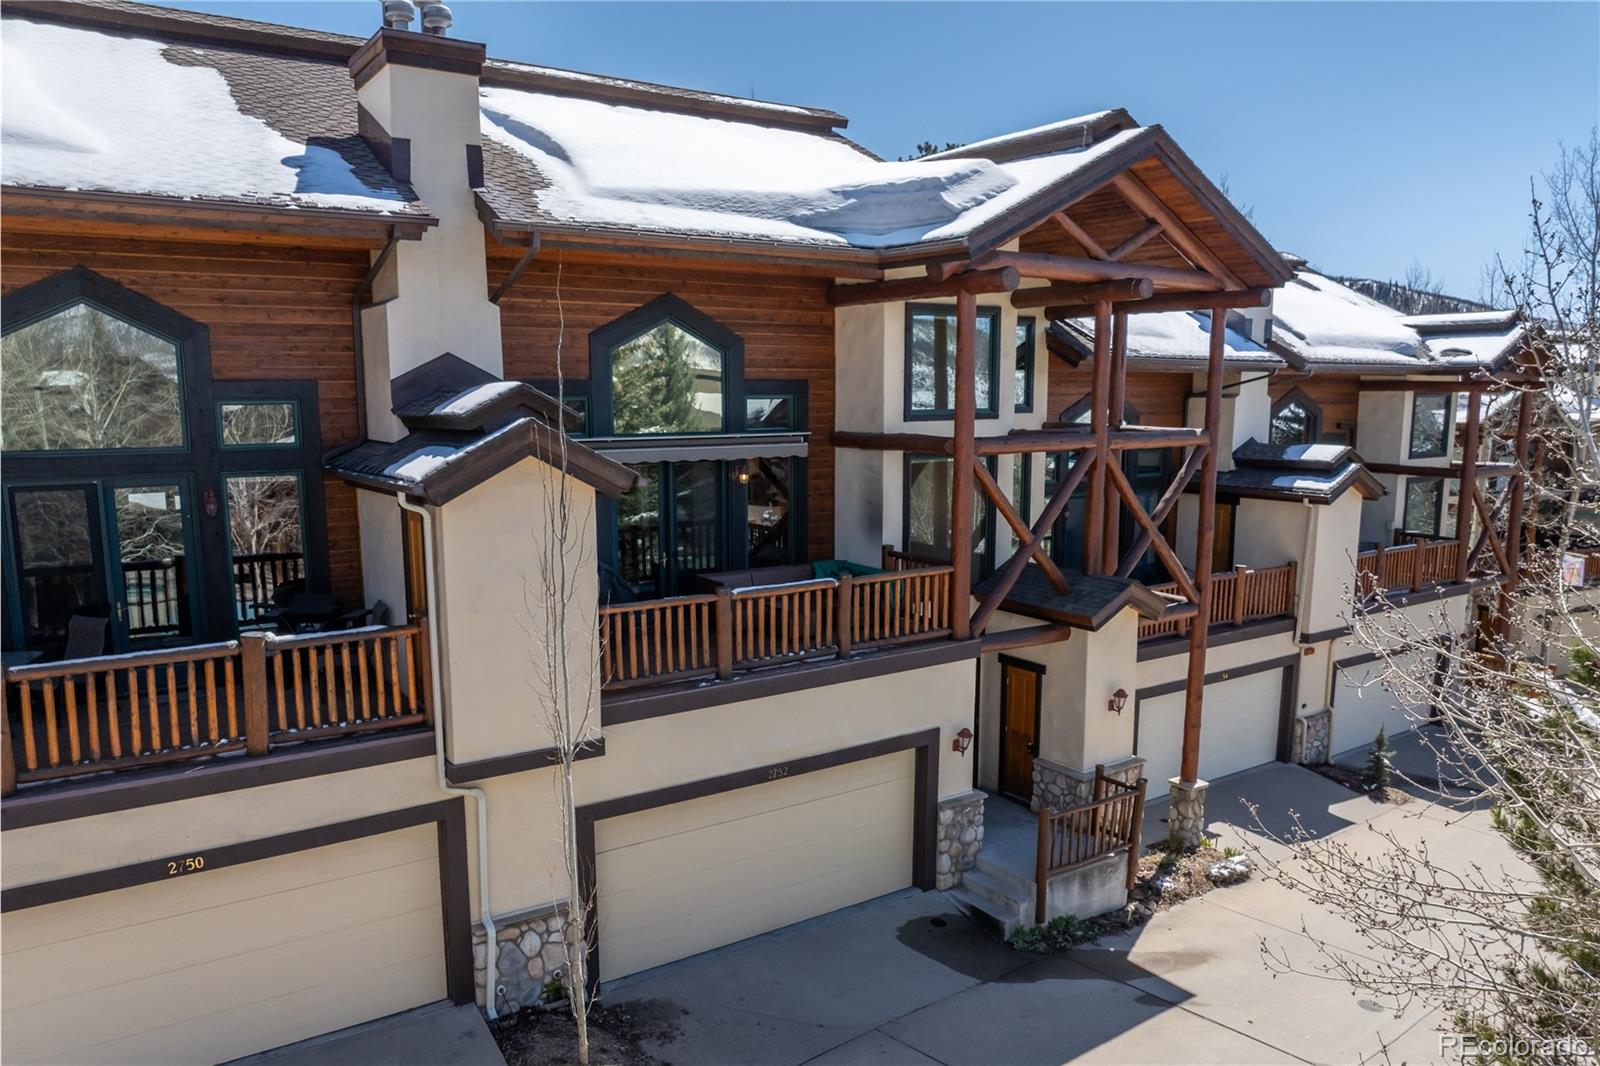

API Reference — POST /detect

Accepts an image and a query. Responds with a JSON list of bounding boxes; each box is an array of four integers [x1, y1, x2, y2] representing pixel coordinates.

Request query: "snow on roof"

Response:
[[1401, 310, 1518, 332], [478, 86, 1149, 248], [1424, 323, 1524, 367], [1271, 270, 1426, 366], [1, 17, 418, 215], [919, 110, 1121, 160]]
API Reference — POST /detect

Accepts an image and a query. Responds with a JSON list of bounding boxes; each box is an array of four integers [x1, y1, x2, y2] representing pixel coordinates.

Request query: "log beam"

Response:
[[1110, 172, 1245, 290], [973, 457, 1070, 593], [832, 431, 953, 454], [1455, 393, 1482, 584], [828, 266, 1020, 307], [1118, 441, 1206, 577], [950, 291, 977, 640], [970, 454, 1096, 634], [1042, 287, 1271, 320], [1104, 310, 1129, 574], [1084, 299, 1113, 574], [976, 250, 1221, 293], [1107, 220, 1165, 262], [1498, 388, 1535, 630], [1107, 459, 1200, 604], [1365, 461, 1515, 480], [979, 623, 1074, 653], [1010, 277, 1153, 309], [1052, 211, 1110, 260]]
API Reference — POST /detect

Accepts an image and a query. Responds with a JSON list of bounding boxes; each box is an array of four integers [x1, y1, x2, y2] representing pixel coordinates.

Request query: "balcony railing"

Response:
[[1, 621, 430, 796], [599, 565, 957, 691], [1137, 562, 1298, 641], [1034, 766, 1147, 923], [1355, 539, 1462, 595]]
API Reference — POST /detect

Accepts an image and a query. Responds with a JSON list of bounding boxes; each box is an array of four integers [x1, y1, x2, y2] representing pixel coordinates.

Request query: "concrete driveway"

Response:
[[608, 736, 1511, 1066]]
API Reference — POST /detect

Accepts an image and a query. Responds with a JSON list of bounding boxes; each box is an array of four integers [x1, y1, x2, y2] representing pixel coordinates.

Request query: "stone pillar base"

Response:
[[1293, 709, 1332, 766], [474, 904, 569, 1014], [936, 790, 985, 890], [1166, 778, 1209, 847]]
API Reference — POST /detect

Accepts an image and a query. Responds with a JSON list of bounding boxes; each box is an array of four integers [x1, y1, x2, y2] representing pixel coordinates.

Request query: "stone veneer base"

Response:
[[936, 789, 985, 889], [1294, 709, 1332, 766], [474, 903, 570, 1014], [1032, 755, 1146, 813], [1166, 777, 1209, 847]]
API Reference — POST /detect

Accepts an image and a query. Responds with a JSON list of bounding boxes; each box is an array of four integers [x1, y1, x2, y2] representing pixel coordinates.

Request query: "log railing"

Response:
[[1587, 552, 1600, 585], [880, 545, 945, 572], [1137, 562, 1298, 641], [2, 621, 432, 796], [1356, 539, 1464, 594], [599, 564, 959, 691], [1034, 766, 1147, 923]]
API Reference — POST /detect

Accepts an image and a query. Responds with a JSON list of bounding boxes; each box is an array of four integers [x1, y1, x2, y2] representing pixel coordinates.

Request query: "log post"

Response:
[[1412, 545, 1425, 593], [1178, 308, 1228, 786], [1103, 310, 1129, 574], [1232, 564, 1249, 625], [2, 676, 15, 797], [1126, 778, 1148, 890], [1497, 388, 1535, 635], [836, 573, 855, 659], [715, 587, 735, 679], [1035, 806, 1052, 925], [951, 291, 977, 640], [240, 633, 270, 756], [1372, 539, 1385, 592], [1456, 390, 1481, 584], [1084, 299, 1113, 574], [881, 544, 894, 571], [415, 616, 434, 721]]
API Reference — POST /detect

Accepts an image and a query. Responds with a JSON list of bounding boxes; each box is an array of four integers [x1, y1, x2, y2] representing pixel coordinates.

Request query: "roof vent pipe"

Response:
[[420, 2, 453, 35], [381, 0, 416, 29]]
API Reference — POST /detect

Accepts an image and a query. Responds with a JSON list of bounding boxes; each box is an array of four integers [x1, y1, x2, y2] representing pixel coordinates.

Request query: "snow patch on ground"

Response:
[[2, 19, 406, 213]]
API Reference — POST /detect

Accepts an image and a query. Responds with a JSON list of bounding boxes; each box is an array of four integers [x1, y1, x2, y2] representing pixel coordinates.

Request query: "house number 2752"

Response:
[[166, 855, 205, 876], [766, 766, 790, 781]]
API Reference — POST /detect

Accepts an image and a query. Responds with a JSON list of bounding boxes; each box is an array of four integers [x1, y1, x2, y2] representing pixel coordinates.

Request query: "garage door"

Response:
[[1138, 668, 1286, 799], [2, 825, 447, 1066], [1333, 654, 1426, 756], [596, 751, 914, 981]]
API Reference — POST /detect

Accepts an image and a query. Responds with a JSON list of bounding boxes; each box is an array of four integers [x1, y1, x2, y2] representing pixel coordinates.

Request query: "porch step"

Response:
[[974, 854, 1038, 898], [949, 867, 1031, 939]]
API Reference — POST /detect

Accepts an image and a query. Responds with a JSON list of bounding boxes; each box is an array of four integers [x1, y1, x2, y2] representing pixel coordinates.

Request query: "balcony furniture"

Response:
[[1, 651, 42, 670], [62, 614, 109, 661]]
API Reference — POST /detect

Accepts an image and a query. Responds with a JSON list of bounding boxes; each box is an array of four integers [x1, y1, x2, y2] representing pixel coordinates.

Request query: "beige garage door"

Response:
[[597, 751, 915, 981], [1333, 654, 1424, 755], [2, 824, 447, 1066], [1139, 669, 1285, 799]]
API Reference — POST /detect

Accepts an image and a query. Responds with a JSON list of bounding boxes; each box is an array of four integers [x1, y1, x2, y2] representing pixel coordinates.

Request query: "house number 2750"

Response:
[[166, 855, 205, 876]]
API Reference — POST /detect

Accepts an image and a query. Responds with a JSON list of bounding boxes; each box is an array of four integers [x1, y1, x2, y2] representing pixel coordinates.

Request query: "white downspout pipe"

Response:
[[397, 494, 499, 1019]]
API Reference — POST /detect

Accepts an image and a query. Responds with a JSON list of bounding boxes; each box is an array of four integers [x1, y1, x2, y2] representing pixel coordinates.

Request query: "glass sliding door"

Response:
[[7, 485, 108, 655], [611, 461, 729, 599], [670, 461, 724, 588], [108, 482, 195, 646], [224, 473, 306, 625], [746, 457, 794, 566]]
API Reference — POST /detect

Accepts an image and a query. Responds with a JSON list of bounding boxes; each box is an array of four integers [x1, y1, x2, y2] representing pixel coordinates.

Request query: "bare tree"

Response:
[[521, 255, 601, 1064], [1249, 132, 1600, 1064]]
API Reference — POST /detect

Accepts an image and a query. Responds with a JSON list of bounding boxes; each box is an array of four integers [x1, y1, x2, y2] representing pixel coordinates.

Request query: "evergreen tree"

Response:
[[1365, 725, 1394, 791]]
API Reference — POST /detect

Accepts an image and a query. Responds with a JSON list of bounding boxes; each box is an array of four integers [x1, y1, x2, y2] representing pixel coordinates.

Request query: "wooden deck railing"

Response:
[[599, 564, 958, 691], [880, 545, 945, 572], [1137, 562, 1298, 641], [1355, 539, 1463, 594], [1, 621, 431, 796], [1587, 552, 1600, 585], [1034, 766, 1148, 923]]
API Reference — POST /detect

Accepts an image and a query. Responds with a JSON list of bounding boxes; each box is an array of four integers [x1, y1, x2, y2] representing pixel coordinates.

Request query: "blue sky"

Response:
[[174, 1, 1598, 297]]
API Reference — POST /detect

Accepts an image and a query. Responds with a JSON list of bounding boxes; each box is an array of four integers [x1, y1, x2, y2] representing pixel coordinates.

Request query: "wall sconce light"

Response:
[[202, 488, 219, 518], [734, 459, 754, 486], [1107, 688, 1129, 716], [951, 727, 973, 756]]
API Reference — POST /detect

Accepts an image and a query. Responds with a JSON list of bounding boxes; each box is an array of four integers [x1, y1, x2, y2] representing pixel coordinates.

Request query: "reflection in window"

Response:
[[610, 321, 724, 435], [225, 475, 305, 624], [746, 395, 796, 432], [1014, 319, 1035, 412], [1403, 477, 1444, 536], [905, 455, 993, 573], [221, 402, 298, 447], [1409, 393, 1452, 458], [1270, 400, 1316, 445], [747, 458, 794, 566], [617, 463, 662, 596], [1010, 455, 1031, 550], [906, 306, 998, 419], [11, 488, 98, 648], [2, 302, 182, 452], [114, 485, 189, 638]]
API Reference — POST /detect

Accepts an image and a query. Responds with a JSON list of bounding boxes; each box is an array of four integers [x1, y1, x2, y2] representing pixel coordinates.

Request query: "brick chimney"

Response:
[[349, 12, 501, 441]]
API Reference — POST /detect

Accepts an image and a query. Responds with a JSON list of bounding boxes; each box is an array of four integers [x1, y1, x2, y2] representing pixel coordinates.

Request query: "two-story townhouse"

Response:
[[0, 2, 1538, 1062]]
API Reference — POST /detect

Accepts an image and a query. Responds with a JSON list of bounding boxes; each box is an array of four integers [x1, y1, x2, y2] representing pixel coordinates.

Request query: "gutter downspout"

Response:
[[397, 493, 499, 1020]]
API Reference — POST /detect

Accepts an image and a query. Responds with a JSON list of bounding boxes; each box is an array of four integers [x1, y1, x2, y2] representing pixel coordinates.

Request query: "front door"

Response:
[[7, 484, 110, 656], [999, 657, 1043, 803]]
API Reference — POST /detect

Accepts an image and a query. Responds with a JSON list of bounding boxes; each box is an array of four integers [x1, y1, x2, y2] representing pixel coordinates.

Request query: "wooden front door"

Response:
[[999, 657, 1043, 803]]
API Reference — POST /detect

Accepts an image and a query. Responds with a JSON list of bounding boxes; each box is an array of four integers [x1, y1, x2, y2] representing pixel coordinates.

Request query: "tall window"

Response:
[[1009, 454, 1032, 550], [1014, 318, 1035, 413], [1403, 477, 1445, 536], [1409, 392, 1452, 459], [904, 455, 996, 576], [1270, 392, 1320, 445], [2, 302, 183, 452], [610, 321, 725, 435], [905, 304, 999, 420]]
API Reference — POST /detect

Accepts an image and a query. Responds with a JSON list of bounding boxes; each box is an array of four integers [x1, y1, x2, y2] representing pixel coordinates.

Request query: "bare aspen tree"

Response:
[[1248, 133, 1600, 1064], [521, 256, 600, 1064]]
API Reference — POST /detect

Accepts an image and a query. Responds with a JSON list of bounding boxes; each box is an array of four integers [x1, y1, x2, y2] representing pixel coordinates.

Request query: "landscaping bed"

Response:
[[491, 999, 681, 1066], [1311, 761, 1413, 805]]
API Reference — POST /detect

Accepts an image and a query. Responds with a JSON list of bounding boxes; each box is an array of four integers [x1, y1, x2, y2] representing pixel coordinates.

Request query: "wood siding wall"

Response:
[[1269, 374, 1360, 444], [0, 230, 367, 604], [1046, 358, 1189, 428], [491, 251, 837, 561]]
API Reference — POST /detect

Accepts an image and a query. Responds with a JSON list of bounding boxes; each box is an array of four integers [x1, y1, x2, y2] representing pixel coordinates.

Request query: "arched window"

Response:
[[1, 268, 328, 654], [589, 293, 742, 439], [1270, 389, 1322, 445]]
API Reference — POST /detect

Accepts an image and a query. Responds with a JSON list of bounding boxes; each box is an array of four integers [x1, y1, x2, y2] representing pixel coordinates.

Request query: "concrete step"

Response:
[[962, 866, 1031, 912], [974, 854, 1038, 898], [948, 884, 1026, 940]]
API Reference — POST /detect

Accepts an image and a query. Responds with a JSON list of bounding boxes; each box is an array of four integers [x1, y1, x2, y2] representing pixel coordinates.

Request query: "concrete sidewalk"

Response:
[[230, 1002, 504, 1066]]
